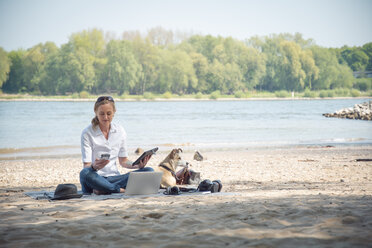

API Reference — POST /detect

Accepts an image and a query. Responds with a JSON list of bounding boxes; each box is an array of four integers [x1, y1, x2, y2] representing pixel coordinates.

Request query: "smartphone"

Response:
[[100, 153, 110, 160]]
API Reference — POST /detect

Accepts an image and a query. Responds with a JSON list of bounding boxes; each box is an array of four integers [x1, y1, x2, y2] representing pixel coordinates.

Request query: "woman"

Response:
[[79, 96, 153, 194]]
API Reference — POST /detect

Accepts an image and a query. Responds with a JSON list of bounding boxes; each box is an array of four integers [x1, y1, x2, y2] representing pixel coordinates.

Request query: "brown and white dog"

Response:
[[154, 148, 187, 188]]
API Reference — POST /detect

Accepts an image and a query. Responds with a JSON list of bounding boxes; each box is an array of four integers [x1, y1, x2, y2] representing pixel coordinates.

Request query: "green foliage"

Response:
[[334, 88, 350, 96], [340, 46, 369, 71], [350, 89, 361, 97], [195, 92, 203, 99], [234, 90, 245, 98], [209, 90, 221, 100], [354, 78, 372, 91], [135, 95, 143, 101], [0, 47, 11, 88], [319, 90, 328, 98], [275, 90, 289, 98], [79, 91, 90, 98], [1, 29, 370, 98], [143, 92, 155, 100], [303, 88, 316, 98], [71, 92, 79, 98], [120, 92, 130, 99], [162, 91, 172, 99], [327, 90, 334, 98]]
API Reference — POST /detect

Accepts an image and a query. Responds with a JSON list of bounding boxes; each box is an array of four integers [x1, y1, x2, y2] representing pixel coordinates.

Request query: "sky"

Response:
[[0, 0, 371, 51]]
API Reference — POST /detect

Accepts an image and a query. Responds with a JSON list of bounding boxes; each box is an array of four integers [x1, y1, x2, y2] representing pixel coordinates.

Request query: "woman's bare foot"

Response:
[[120, 188, 125, 193]]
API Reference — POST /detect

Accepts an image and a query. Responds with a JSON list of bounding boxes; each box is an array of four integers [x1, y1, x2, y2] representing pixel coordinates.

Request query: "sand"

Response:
[[0, 146, 371, 247]]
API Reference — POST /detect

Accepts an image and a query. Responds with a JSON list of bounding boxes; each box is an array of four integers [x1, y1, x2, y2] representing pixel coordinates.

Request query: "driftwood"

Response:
[[355, 159, 372, 162]]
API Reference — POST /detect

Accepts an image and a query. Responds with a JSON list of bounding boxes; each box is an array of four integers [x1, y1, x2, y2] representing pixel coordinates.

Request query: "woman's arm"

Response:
[[83, 159, 110, 171], [119, 155, 151, 169], [119, 157, 135, 169]]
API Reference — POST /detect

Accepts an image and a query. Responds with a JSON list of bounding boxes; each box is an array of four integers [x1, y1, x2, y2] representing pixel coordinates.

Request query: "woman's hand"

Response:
[[92, 158, 110, 170], [138, 154, 152, 169]]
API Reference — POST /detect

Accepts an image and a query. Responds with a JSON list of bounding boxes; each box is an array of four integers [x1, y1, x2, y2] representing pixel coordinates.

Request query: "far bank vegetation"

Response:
[[0, 28, 371, 100]]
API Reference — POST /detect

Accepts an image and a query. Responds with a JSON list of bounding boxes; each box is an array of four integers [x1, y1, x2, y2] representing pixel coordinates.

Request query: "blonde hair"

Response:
[[91, 99, 116, 128]]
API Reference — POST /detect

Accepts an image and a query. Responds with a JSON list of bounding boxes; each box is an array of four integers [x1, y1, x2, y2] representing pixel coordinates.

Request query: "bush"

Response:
[[71, 92, 79, 99], [327, 90, 334, 98], [334, 88, 350, 97], [319, 90, 328, 98], [350, 89, 361, 97], [143, 92, 155, 100], [209, 90, 221, 100], [79, 91, 90, 98], [135, 95, 143, 101], [195, 92, 203, 99], [275, 90, 289, 98], [120, 91, 130, 99], [303, 89, 316, 98], [162, 91, 172, 99], [354, 78, 372, 91], [234, 90, 245, 98]]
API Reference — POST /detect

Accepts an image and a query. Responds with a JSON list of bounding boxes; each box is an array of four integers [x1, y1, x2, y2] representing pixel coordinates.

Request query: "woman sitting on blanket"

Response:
[[79, 96, 153, 195]]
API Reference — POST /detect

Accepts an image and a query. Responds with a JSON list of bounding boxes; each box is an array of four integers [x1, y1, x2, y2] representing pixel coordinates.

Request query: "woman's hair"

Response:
[[91, 97, 116, 128]]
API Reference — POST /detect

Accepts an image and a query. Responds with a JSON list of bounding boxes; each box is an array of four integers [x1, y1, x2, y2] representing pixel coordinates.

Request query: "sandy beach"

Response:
[[1, 146, 371, 247]]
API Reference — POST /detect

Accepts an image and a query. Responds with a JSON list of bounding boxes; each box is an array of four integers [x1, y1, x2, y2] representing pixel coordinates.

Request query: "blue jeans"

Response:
[[79, 167, 154, 194]]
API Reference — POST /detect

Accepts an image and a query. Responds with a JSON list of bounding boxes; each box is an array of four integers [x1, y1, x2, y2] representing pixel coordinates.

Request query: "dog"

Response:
[[154, 148, 188, 188]]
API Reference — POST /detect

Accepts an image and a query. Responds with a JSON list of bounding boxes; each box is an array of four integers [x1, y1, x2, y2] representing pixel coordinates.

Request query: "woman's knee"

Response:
[[142, 167, 154, 172], [80, 167, 91, 178]]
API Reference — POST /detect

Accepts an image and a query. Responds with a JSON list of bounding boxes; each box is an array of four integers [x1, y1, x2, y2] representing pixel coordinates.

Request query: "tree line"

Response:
[[0, 28, 371, 96]]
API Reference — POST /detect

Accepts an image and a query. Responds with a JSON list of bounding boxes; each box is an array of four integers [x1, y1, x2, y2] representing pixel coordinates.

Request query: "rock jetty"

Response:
[[323, 101, 372, 121]]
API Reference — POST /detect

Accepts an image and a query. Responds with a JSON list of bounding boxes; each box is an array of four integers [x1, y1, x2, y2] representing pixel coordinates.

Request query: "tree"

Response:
[[300, 50, 319, 90], [189, 52, 209, 93], [362, 42, 372, 71], [156, 49, 196, 94], [340, 47, 369, 71], [237, 44, 266, 90], [311, 46, 353, 90], [0, 47, 11, 89], [146, 26, 174, 47], [2, 50, 26, 93], [131, 37, 161, 94], [68, 29, 107, 92], [102, 40, 141, 94]]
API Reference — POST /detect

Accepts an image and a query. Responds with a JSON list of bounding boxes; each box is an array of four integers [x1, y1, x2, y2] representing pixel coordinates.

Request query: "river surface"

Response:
[[0, 99, 371, 159]]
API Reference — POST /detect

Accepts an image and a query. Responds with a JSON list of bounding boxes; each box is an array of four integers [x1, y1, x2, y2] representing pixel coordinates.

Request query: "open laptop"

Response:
[[124, 172, 163, 196]]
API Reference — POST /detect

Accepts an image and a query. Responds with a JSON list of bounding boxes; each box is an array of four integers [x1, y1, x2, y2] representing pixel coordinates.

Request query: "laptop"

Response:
[[124, 172, 163, 196]]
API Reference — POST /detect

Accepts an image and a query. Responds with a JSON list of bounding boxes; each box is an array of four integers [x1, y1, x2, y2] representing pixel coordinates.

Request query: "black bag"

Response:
[[198, 179, 222, 193]]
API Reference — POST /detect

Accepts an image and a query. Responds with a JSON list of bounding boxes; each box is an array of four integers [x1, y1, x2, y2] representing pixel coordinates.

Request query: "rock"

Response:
[[323, 101, 372, 121], [135, 147, 144, 155], [193, 151, 204, 161]]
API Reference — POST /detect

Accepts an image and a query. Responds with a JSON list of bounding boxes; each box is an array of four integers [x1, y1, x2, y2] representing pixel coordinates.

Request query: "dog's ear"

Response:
[[170, 149, 177, 159], [177, 148, 183, 153]]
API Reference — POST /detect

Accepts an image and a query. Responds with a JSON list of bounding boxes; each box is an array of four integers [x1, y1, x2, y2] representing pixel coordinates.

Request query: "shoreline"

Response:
[[1, 143, 371, 161]]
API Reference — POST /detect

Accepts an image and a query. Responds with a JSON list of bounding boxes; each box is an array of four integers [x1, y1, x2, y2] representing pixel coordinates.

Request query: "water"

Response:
[[0, 99, 371, 159]]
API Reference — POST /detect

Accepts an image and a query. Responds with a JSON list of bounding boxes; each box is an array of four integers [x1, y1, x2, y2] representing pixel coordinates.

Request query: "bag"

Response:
[[176, 168, 201, 185], [189, 170, 201, 185], [176, 167, 191, 185], [198, 179, 223, 193]]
